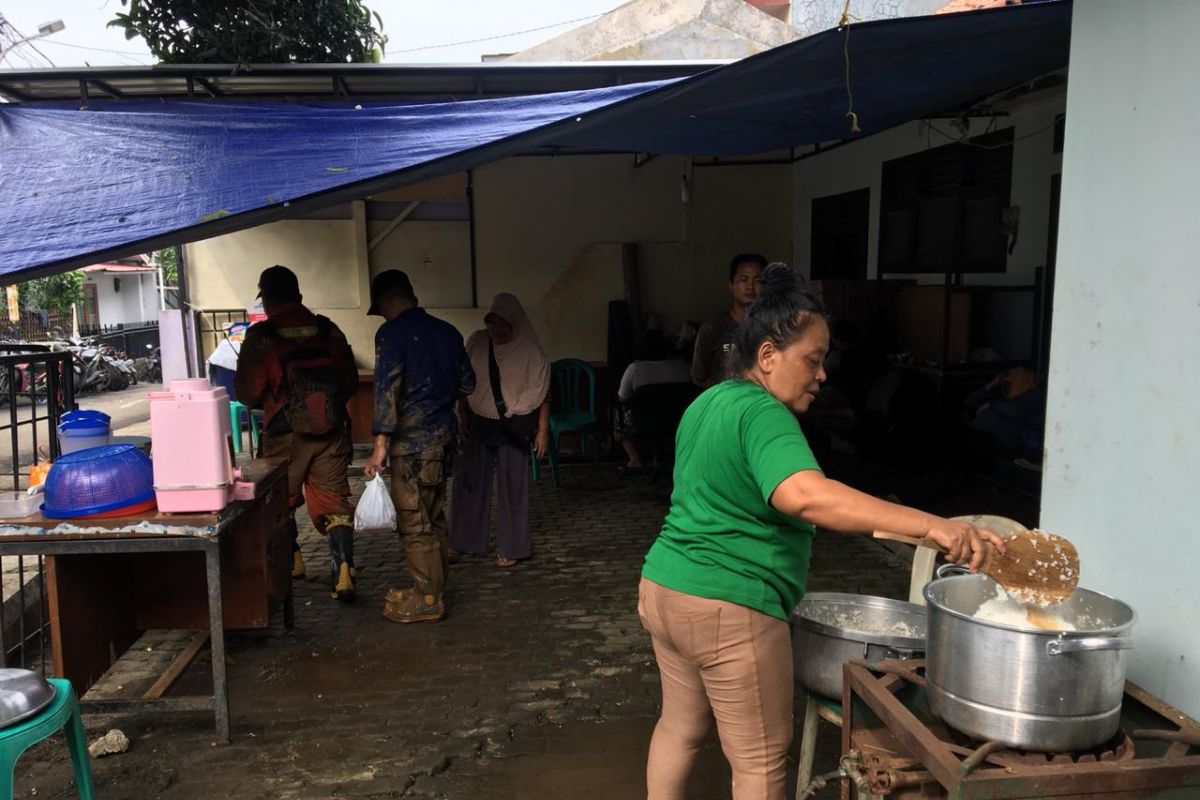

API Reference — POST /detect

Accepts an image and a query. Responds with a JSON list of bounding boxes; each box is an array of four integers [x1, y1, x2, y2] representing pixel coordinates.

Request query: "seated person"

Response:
[[617, 327, 695, 469], [965, 367, 1047, 463], [803, 320, 888, 459]]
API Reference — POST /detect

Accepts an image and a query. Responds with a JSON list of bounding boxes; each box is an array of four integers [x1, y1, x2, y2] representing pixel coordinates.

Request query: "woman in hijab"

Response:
[[449, 293, 551, 567]]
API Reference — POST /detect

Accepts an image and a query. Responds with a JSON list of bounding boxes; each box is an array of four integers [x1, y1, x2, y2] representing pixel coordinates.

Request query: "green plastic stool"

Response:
[[0, 678, 94, 800]]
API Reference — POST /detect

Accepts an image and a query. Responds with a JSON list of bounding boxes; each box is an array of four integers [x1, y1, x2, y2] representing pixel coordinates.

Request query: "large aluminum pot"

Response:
[[924, 573, 1135, 752], [790, 593, 926, 699]]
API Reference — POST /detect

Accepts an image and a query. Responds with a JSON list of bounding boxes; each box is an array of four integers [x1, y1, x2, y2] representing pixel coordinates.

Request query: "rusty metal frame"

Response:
[[843, 661, 1200, 799]]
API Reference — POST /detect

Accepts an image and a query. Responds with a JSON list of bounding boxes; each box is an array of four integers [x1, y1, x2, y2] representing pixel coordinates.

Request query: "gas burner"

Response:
[[837, 659, 1200, 798], [971, 728, 1134, 768]]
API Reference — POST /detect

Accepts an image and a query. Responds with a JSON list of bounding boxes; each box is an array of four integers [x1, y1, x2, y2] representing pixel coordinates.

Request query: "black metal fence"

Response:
[[79, 322, 161, 357], [0, 347, 76, 671]]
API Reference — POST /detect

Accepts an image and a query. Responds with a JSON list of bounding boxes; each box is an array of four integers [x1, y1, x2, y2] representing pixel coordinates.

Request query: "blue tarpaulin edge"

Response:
[[0, 1, 1070, 280]]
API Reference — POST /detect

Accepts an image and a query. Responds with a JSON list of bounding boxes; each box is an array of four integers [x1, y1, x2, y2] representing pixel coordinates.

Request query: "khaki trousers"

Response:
[[389, 442, 453, 598], [638, 578, 793, 800]]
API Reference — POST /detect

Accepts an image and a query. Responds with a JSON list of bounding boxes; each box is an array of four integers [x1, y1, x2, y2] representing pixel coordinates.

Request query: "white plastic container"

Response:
[[57, 420, 113, 455]]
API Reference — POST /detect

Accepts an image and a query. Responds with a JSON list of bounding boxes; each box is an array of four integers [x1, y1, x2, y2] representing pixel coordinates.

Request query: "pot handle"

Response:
[[884, 647, 922, 661], [936, 563, 971, 579], [1047, 637, 1134, 656]]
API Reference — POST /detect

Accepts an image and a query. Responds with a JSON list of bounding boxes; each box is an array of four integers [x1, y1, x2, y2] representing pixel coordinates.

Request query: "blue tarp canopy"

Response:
[[0, 1, 1070, 280]]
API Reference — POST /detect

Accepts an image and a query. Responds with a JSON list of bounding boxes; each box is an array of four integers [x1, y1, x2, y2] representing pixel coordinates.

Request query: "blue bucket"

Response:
[[61, 410, 112, 426]]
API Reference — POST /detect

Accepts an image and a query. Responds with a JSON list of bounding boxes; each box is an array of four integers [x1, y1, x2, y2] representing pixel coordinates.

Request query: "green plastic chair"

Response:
[[229, 401, 261, 455], [0, 678, 94, 800], [548, 359, 599, 487]]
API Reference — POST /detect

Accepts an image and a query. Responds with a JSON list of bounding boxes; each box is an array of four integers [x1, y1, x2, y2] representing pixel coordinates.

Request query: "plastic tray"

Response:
[[0, 492, 42, 519]]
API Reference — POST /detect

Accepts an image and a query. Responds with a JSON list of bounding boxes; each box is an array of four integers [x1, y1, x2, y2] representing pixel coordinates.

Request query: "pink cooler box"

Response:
[[149, 378, 237, 513]]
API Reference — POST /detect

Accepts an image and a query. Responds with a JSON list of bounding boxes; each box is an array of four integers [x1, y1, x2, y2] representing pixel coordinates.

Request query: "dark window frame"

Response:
[[810, 187, 870, 281], [878, 127, 1014, 275]]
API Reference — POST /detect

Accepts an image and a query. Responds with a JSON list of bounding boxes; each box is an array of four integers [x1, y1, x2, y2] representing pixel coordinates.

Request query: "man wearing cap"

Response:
[[364, 270, 475, 623], [235, 265, 360, 601]]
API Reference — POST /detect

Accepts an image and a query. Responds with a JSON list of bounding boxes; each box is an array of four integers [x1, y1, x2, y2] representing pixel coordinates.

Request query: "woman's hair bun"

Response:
[[760, 262, 799, 297]]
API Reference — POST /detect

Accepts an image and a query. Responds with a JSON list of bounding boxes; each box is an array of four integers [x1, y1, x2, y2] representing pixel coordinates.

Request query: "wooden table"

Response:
[[0, 459, 292, 744]]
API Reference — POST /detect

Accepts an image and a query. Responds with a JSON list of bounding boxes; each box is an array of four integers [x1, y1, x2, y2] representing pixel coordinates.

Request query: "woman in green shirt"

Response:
[[639, 265, 1002, 800]]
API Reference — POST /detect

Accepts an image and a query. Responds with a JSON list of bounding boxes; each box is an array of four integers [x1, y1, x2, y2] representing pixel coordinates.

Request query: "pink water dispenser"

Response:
[[149, 378, 239, 513]]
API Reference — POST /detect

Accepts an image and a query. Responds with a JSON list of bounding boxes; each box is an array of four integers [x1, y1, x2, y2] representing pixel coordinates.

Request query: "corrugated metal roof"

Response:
[[0, 61, 727, 104]]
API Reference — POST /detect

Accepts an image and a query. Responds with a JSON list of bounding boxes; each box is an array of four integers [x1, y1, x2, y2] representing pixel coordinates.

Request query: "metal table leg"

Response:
[[204, 541, 230, 744]]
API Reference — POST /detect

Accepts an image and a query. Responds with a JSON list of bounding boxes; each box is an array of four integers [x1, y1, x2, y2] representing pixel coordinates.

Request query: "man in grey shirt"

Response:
[[691, 253, 767, 387]]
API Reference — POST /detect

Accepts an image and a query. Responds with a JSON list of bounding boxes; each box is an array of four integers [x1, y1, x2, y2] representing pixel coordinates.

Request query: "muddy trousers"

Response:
[[448, 438, 531, 561], [638, 578, 793, 800], [262, 430, 355, 576], [389, 443, 453, 599]]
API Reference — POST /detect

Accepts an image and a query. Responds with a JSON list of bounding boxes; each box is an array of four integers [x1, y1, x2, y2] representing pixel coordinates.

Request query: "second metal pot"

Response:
[[790, 593, 926, 699], [924, 574, 1135, 752]]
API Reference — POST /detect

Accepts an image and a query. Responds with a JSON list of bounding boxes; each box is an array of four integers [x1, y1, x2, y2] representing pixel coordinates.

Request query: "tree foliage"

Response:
[[152, 248, 179, 289], [109, 0, 387, 65], [18, 272, 85, 314]]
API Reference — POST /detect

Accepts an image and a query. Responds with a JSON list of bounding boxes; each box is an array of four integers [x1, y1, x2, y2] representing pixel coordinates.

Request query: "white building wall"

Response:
[[791, 0, 944, 36], [91, 275, 122, 328], [136, 272, 160, 321], [87, 271, 159, 327], [791, 96, 1064, 287], [1041, 0, 1200, 718]]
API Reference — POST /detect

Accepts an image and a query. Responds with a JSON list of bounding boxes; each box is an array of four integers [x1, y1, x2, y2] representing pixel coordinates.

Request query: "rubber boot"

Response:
[[327, 525, 355, 601], [288, 516, 305, 578], [382, 590, 444, 623]]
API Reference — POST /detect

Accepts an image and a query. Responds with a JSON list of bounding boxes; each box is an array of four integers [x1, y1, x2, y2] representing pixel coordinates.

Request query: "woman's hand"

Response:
[[534, 427, 550, 460], [924, 518, 1006, 571]]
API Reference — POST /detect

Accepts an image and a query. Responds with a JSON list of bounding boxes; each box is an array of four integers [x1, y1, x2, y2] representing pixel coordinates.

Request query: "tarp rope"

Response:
[[841, 0, 862, 133]]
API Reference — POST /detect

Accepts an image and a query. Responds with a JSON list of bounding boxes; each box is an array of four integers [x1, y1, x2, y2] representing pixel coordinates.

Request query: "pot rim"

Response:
[[922, 574, 1137, 636], [789, 592, 927, 650]]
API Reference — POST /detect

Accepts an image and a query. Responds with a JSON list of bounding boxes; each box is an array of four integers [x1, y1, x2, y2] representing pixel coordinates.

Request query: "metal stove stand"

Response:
[[837, 659, 1200, 799]]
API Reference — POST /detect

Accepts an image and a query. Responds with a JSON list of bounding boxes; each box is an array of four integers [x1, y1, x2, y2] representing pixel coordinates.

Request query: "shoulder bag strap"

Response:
[[487, 338, 508, 419]]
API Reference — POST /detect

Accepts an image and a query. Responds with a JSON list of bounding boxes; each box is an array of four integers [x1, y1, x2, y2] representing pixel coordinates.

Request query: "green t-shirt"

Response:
[[642, 380, 821, 621]]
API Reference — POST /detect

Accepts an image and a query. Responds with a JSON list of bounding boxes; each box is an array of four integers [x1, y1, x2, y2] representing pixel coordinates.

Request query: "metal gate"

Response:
[[0, 347, 76, 671]]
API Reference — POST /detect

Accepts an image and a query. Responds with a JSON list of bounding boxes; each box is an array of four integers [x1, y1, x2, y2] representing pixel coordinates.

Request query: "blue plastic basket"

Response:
[[42, 444, 155, 519]]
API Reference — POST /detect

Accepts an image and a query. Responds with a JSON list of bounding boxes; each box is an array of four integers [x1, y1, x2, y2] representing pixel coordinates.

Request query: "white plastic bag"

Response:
[[354, 474, 396, 532]]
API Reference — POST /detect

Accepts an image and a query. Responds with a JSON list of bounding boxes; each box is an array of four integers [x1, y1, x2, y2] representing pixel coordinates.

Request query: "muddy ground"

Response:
[[14, 457, 1028, 799]]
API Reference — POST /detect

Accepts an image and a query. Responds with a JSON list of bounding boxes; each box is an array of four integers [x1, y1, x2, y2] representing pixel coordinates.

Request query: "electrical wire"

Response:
[[0, 16, 55, 67], [34, 40, 152, 66], [33, 40, 151, 58], [385, 13, 604, 55]]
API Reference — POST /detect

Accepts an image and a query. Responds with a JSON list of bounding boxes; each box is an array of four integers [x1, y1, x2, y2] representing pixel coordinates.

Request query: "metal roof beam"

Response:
[[195, 77, 223, 98], [0, 82, 33, 102], [368, 201, 421, 252], [88, 79, 125, 99]]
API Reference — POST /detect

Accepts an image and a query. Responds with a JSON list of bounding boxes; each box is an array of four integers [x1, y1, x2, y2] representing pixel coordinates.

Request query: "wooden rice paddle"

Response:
[[874, 527, 1080, 605]]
